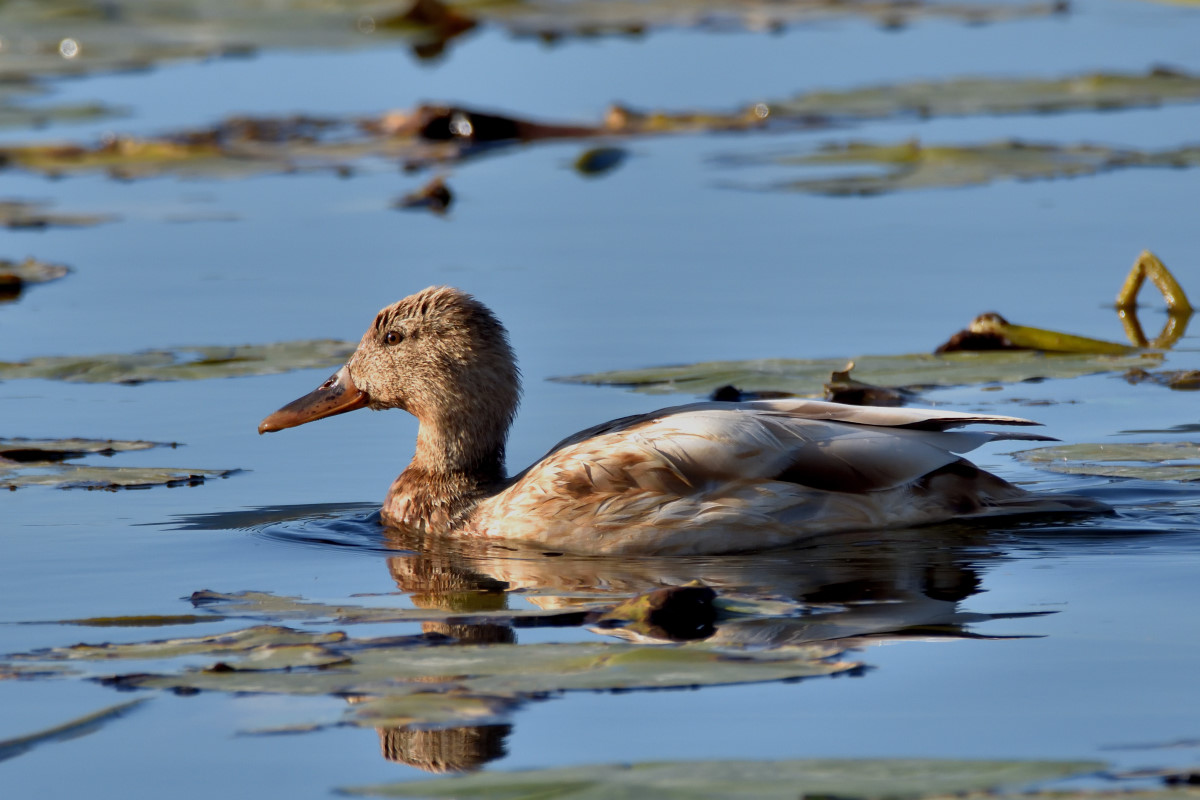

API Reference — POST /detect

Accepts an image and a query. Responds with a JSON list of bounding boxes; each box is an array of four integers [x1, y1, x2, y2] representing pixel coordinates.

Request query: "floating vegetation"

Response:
[[0, 437, 238, 490], [1014, 442, 1200, 482], [9, 66, 1200, 183], [0, 200, 112, 229], [557, 351, 1162, 398], [823, 362, 918, 406], [339, 757, 1106, 799], [729, 139, 1200, 196], [0, 339, 355, 384], [1125, 367, 1200, 390], [394, 176, 454, 215], [0, 257, 70, 302], [939, 252, 1193, 354], [1, 608, 858, 733], [0, 699, 148, 764], [769, 66, 1200, 122]]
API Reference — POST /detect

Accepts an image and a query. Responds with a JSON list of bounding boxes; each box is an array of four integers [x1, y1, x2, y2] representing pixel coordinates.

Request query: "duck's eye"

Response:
[[383, 331, 404, 346]]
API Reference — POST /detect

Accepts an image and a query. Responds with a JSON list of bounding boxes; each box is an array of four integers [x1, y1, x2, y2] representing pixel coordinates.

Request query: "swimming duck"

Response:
[[259, 286, 1102, 555]]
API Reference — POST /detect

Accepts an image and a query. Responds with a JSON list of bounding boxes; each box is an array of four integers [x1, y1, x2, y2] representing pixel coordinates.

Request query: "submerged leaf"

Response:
[[339, 757, 1106, 798], [0, 339, 355, 384], [1014, 442, 1200, 482], [0, 699, 149, 764], [556, 351, 1163, 397]]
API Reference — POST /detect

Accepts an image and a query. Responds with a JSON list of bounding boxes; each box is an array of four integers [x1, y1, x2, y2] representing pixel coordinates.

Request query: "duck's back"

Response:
[[468, 400, 1100, 555]]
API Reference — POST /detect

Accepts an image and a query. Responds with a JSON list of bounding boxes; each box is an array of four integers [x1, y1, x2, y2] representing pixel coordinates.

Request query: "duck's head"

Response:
[[258, 287, 520, 441]]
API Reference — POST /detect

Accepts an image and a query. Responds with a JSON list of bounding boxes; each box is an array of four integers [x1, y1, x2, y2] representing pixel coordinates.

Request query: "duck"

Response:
[[258, 286, 1104, 556]]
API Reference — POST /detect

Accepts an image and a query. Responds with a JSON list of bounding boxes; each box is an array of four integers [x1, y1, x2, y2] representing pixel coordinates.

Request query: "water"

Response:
[[2, 1, 1200, 796]]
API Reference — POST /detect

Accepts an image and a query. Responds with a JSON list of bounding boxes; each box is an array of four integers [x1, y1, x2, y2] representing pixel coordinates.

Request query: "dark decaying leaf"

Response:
[[0, 258, 71, 301]]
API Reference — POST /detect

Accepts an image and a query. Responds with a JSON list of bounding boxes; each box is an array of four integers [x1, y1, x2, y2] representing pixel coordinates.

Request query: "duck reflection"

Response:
[[369, 522, 1037, 773]]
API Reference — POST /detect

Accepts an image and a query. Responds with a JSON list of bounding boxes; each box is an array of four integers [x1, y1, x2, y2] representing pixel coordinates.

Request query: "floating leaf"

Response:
[[556, 350, 1162, 397], [728, 139, 1200, 196], [0, 257, 70, 301], [339, 757, 1106, 798], [1014, 442, 1200, 482], [770, 67, 1200, 122], [1125, 367, 1200, 390], [12, 625, 346, 663], [0, 200, 113, 229], [0, 339, 355, 384], [0, 699, 149, 764], [0, 437, 239, 491], [188, 589, 604, 625]]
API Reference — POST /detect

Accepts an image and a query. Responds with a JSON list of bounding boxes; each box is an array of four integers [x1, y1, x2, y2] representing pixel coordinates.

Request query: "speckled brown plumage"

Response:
[[259, 286, 1107, 555]]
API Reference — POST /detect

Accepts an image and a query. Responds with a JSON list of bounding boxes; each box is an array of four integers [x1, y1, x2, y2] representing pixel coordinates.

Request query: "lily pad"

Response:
[[0, 698, 149, 764], [339, 757, 1106, 798], [771, 67, 1200, 122], [0, 200, 113, 229], [11, 625, 346, 663], [727, 139, 1200, 196], [0, 339, 355, 384], [1014, 442, 1200, 482], [555, 350, 1163, 398], [0, 437, 240, 490]]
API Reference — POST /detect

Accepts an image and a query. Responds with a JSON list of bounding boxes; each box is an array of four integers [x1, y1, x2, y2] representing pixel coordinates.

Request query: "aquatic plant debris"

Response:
[[1, 612, 858, 732], [7, 67, 1200, 182], [0, 200, 112, 229], [1014, 442, 1200, 482], [0, 699, 149, 764], [727, 139, 1200, 196], [0, 339, 355, 384], [0, 437, 238, 490], [556, 351, 1162, 398], [0, 258, 71, 301], [337, 757, 1107, 798]]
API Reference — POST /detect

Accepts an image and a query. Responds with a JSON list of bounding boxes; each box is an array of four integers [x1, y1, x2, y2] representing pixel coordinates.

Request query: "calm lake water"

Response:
[[2, 1, 1200, 797]]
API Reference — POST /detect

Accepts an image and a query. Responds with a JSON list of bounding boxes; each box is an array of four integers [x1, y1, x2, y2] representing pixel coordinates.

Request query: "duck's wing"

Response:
[[526, 399, 1050, 495]]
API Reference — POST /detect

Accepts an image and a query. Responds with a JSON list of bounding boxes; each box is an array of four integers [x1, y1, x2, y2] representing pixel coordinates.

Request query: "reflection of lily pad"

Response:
[[1014, 442, 1200, 482], [340, 757, 1105, 799], [729, 139, 1200, 196], [0, 437, 239, 490], [556, 351, 1162, 397], [0, 339, 355, 384]]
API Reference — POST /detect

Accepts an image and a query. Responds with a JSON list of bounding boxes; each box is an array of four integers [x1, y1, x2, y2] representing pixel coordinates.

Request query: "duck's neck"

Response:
[[383, 409, 509, 531]]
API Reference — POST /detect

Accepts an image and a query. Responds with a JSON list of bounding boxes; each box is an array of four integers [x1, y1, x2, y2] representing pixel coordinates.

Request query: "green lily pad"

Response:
[[0, 339, 355, 384], [729, 139, 1200, 196], [339, 757, 1106, 798], [0, 699, 149, 764], [555, 350, 1163, 398], [1014, 442, 1200, 482]]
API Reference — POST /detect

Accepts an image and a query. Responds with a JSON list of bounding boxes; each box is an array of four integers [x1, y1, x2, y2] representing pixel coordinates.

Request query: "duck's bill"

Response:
[[258, 365, 369, 434]]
